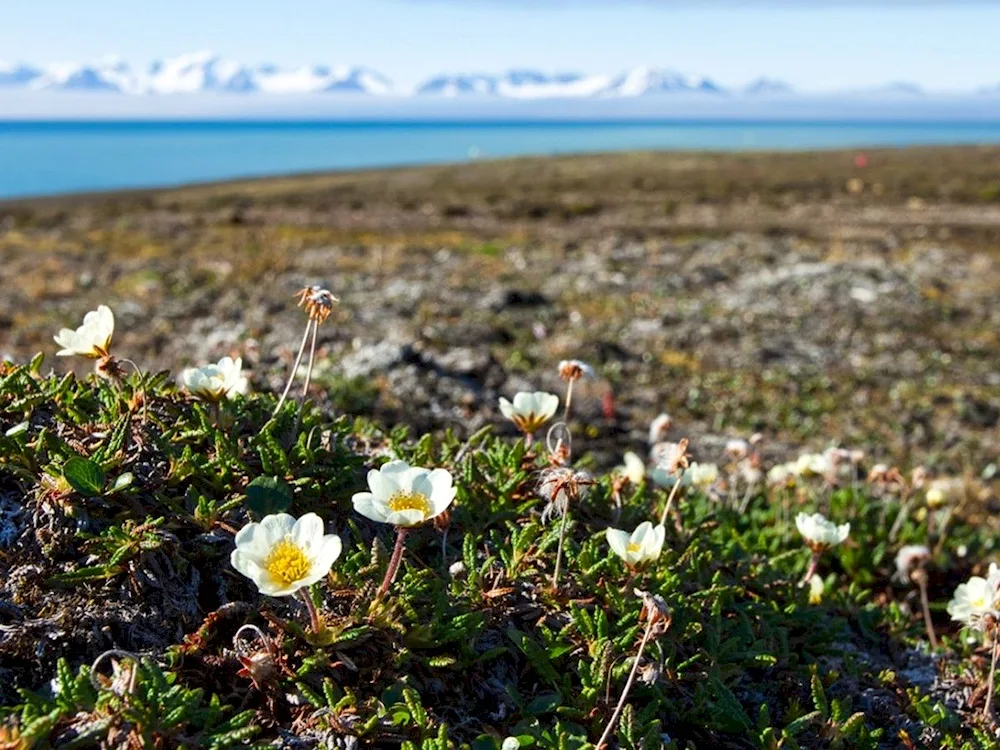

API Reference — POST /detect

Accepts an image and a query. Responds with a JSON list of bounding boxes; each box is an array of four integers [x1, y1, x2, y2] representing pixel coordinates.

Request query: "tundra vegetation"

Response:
[[1, 147, 1000, 748]]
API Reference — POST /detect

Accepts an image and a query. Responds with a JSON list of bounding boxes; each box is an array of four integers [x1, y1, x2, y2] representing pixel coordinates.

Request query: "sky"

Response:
[[2, 0, 998, 92]]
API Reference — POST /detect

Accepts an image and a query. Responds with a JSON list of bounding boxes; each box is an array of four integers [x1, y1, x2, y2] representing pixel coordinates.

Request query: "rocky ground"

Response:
[[2, 146, 999, 474]]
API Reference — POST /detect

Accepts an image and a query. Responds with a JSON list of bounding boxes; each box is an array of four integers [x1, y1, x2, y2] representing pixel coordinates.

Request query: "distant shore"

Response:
[[4, 120, 1000, 201]]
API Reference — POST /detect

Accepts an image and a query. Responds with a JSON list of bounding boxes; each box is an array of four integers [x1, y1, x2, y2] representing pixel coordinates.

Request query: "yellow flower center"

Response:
[[513, 413, 545, 433], [973, 597, 987, 609], [387, 490, 432, 519], [263, 539, 312, 588], [626, 542, 643, 554]]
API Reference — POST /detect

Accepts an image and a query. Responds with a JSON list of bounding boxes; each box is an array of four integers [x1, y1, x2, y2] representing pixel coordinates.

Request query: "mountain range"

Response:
[[0, 53, 803, 99], [0, 52, 972, 99]]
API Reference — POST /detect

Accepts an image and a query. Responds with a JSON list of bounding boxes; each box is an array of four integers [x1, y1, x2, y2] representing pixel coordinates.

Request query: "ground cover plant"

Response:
[[1, 148, 1000, 748]]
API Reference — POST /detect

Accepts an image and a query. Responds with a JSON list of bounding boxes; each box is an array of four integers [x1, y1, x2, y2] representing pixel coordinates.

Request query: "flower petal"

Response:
[[352, 492, 388, 524]]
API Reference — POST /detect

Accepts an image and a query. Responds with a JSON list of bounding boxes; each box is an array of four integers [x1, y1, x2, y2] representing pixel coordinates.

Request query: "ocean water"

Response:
[[2, 119, 1000, 199]]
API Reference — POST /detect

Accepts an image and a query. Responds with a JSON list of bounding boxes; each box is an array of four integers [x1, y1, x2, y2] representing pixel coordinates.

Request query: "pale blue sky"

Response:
[[2, 1, 998, 91]]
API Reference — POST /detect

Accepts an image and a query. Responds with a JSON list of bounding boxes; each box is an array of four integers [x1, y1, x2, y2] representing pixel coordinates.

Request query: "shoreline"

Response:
[[3, 143, 1000, 207]]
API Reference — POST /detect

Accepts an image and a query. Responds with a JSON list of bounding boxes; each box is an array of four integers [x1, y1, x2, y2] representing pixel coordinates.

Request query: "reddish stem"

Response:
[[378, 527, 410, 599]]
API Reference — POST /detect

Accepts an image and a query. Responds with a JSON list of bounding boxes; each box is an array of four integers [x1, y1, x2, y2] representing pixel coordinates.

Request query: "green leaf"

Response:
[[109, 473, 134, 493], [245, 476, 293, 516], [524, 692, 562, 716], [63, 457, 106, 496]]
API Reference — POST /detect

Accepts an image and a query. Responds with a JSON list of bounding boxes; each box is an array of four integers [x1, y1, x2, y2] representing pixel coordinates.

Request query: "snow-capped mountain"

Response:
[[0, 62, 42, 87], [415, 67, 727, 99], [31, 57, 143, 93], [599, 67, 723, 97], [0, 53, 395, 96], [743, 78, 794, 96], [0, 55, 944, 100], [417, 70, 611, 99]]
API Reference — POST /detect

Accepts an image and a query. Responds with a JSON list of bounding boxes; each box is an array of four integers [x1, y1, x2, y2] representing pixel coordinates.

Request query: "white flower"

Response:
[[617, 451, 646, 485], [352, 460, 456, 527], [895, 544, 931, 580], [948, 569, 1000, 627], [498, 391, 559, 434], [767, 463, 795, 487], [501, 739, 521, 750], [230, 513, 342, 597], [54, 305, 114, 358], [606, 522, 665, 567], [793, 453, 831, 478], [181, 356, 248, 403], [795, 512, 850, 550], [683, 462, 719, 492]]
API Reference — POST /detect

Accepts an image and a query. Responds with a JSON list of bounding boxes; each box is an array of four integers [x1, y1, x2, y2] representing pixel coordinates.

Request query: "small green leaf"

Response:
[[246, 476, 294, 516], [524, 692, 562, 716], [63, 457, 107, 496], [5, 421, 29, 437], [109, 473, 134, 493]]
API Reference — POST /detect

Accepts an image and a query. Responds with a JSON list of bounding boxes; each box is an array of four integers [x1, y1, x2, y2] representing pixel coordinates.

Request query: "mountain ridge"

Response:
[[0, 52, 959, 99]]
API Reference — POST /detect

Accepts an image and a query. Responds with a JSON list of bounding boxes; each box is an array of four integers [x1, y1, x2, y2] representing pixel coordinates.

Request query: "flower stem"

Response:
[[596, 616, 655, 749], [658, 477, 683, 527], [914, 570, 938, 649], [298, 587, 323, 635], [563, 379, 575, 424], [378, 527, 410, 599], [986, 631, 1000, 722], [800, 550, 821, 586], [290, 318, 319, 440], [272, 320, 312, 418], [552, 508, 571, 589], [524, 431, 534, 449]]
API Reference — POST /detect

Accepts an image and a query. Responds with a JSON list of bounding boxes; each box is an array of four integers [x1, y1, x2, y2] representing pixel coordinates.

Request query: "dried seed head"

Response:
[[648, 413, 673, 445], [538, 466, 593, 523], [295, 285, 339, 323], [557, 359, 594, 382], [634, 589, 672, 634], [651, 438, 689, 474], [724, 439, 749, 461], [233, 625, 284, 690], [95, 354, 126, 382]]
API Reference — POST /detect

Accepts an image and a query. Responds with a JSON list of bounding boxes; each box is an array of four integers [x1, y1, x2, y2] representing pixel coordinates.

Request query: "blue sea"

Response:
[[2, 119, 1000, 199]]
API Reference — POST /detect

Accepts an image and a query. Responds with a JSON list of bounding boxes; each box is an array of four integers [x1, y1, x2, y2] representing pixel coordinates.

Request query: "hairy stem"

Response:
[[914, 570, 939, 649], [658, 476, 683, 527], [563, 379, 575, 424], [378, 527, 410, 599], [800, 550, 821, 587], [986, 632, 1000, 722], [272, 320, 312, 418], [299, 587, 323, 635], [552, 508, 571, 589], [596, 617, 655, 749], [290, 318, 319, 439]]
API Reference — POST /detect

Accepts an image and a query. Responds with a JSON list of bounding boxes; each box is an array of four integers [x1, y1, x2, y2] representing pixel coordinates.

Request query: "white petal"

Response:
[[258, 513, 297, 545], [606, 528, 630, 561], [291, 513, 326, 551], [631, 521, 654, 545], [309, 534, 343, 576], [387, 508, 427, 527], [352, 492, 389, 524], [499, 397, 515, 420], [425, 469, 456, 515]]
